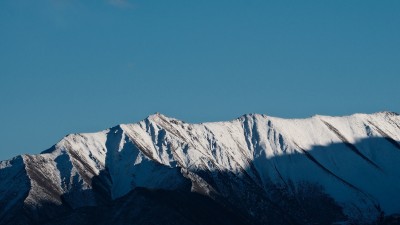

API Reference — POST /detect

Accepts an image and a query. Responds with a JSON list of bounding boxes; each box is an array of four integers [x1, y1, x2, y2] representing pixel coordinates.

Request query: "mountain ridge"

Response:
[[1, 112, 400, 225]]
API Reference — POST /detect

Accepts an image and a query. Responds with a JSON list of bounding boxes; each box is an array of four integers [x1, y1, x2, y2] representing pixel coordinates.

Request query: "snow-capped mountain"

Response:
[[1, 112, 400, 225]]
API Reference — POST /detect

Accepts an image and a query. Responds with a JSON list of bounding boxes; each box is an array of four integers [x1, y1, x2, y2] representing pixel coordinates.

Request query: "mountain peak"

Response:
[[372, 111, 399, 116], [146, 112, 172, 121], [145, 113, 186, 126]]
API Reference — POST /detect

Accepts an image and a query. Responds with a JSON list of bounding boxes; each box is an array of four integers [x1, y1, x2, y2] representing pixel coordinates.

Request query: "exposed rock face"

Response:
[[1, 112, 400, 225]]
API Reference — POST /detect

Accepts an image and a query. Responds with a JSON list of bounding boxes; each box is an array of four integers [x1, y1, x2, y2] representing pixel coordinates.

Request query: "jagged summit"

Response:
[[146, 112, 186, 124], [128, 111, 400, 130], [1, 112, 400, 225], [146, 112, 169, 120]]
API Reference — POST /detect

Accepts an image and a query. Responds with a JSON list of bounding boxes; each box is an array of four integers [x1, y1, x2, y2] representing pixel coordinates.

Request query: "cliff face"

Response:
[[1, 112, 400, 225]]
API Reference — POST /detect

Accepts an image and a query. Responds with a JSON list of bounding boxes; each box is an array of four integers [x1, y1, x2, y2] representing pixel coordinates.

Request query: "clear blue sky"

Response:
[[1, 0, 399, 160]]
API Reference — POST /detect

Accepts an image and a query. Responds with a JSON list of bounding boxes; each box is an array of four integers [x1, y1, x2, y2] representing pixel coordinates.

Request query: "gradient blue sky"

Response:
[[1, 0, 399, 160]]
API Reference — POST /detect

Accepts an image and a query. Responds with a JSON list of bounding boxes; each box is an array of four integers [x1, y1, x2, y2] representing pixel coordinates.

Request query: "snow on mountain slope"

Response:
[[1, 112, 400, 224]]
